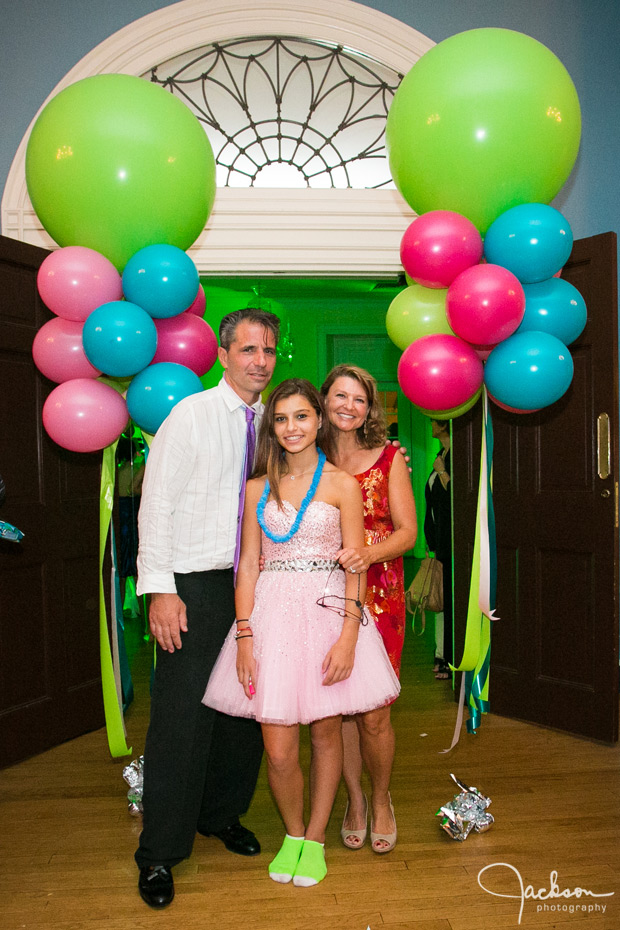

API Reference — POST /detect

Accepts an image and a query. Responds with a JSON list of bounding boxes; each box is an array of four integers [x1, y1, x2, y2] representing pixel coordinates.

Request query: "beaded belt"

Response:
[[263, 558, 339, 572]]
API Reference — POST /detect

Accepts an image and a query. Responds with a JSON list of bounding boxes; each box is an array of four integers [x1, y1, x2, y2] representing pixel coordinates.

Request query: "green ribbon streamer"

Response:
[[485, 404, 497, 612], [452, 390, 496, 734], [99, 442, 132, 758]]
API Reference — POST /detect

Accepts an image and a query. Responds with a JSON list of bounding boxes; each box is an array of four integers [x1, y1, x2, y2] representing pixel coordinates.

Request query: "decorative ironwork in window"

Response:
[[147, 36, 402, 189]]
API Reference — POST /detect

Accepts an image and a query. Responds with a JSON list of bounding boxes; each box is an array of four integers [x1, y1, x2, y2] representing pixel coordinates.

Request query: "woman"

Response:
[[203, 379, 399, 886], [320, 365, 417, 854], [424, 419, 452, 679]]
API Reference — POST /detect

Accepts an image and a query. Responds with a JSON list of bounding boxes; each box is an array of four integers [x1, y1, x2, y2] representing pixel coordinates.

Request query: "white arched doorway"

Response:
[[1, 0, 433, 276]]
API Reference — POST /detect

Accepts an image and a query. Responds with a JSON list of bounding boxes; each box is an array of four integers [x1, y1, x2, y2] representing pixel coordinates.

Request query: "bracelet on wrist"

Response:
[[235, 631, 253, 641]]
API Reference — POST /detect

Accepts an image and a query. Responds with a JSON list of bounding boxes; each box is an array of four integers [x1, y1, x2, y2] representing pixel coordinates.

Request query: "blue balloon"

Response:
[[126, 361, 203, 434], [122, 244, 199, 319], [484, 331, 574, 411], [82, 300, 157, 376], [517, 277, 587, 345], [483, 203, 573, 284]]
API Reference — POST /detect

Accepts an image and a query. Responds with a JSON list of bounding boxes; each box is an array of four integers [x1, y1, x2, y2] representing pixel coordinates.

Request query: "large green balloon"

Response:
[[386, 284, 453, 350], [26, 74, 216, 270], [386, 29, 581, 233]]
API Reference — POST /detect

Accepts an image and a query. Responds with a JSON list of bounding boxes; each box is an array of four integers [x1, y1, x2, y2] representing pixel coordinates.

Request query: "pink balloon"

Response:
[[398, 333, 483, 410], [152, 313, 218, 376], [446, 264, 525, 345], [37, 246, 123, 321], [32, 317, 101, 383], [184, 285, 206, 317], [400, 210, 483, 289], [42, 378, 128, 452]]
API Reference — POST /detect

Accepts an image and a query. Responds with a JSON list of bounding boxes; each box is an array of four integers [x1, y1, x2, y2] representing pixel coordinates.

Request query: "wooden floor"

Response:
[[2, 619, 619, 930]]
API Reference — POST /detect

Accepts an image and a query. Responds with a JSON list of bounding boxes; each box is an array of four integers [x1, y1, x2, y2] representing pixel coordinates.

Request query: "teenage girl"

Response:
[[203, 378, 399, 886]]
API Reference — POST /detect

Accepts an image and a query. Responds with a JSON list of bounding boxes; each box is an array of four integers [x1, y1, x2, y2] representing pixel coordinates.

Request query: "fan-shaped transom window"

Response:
[[147, 36, 402, 189]]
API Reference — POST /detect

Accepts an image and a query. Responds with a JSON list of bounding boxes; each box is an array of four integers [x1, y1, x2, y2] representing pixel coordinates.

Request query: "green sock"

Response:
[[292, 840, 327, 887], [269, 834, 305, 884]]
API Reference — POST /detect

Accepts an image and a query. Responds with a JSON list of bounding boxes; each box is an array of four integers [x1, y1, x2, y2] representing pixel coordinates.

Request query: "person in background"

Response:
[[203, 378, 400, 886], [135, 308, 280, 909], [424, 419, 452, 680], [320, 365, 417, 854]]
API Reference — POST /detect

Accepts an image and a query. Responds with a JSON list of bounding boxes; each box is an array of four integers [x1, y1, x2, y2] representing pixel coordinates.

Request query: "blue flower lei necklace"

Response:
[[257, 448, 326, 543]]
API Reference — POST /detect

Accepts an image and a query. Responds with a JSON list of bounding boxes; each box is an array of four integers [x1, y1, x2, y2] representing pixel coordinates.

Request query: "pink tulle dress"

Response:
[[202, 499, 400, 725]]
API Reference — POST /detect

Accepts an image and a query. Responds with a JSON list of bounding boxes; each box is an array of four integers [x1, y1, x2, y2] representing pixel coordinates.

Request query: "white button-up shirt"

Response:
[[136, 377, 263, 595]]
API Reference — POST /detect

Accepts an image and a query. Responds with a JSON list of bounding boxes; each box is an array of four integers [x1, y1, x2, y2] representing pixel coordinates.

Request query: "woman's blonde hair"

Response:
[[320, 364, 387, 452], [252, 378, 327, 508]]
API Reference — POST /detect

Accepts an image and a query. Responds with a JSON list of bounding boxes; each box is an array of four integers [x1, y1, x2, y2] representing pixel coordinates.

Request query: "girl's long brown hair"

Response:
[[252, 378, 327, 509]]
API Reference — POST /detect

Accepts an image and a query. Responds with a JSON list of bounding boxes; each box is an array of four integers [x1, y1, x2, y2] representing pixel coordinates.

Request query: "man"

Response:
[[135, 308, 280, 908]]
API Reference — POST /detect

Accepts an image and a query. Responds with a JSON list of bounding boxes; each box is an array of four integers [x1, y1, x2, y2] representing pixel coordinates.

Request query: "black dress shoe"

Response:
[[202, 820, 261, 856], [138, 865, 175, 908]]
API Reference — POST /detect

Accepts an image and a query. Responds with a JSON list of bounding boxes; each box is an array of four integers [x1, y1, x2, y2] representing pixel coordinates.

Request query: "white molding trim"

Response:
[[2, 0, 433, 276]]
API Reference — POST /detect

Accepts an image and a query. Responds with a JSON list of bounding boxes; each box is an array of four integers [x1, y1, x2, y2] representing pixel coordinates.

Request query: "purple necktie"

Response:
[[234, 406, 256, 576]]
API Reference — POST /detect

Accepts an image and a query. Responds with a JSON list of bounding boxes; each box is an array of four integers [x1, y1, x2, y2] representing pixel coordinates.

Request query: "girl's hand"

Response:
[[322, 637, 356, 685], [337, 546, 372, 574], [236, 640, 257, 699]]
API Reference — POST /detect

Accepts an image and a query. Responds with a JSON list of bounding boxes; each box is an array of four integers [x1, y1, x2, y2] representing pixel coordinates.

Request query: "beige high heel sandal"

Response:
[[340, 795, 368, 849], [370, 793, 397, 854]]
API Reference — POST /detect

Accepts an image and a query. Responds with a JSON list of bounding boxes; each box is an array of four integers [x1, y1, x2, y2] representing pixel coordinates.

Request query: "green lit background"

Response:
[[197, 277, 441, 574]]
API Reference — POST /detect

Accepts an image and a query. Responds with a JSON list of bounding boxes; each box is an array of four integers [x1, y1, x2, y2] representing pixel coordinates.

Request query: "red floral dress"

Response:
[[355, 444, 405, 677]]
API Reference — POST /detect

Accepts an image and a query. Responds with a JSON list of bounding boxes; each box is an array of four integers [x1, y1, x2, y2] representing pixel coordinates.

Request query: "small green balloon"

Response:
[[98, 375, 132, 396], [386, 29, 581, 233], [419, 387, 482, 420], [26, 74, 216, 270], [386, 284, 453, 350]]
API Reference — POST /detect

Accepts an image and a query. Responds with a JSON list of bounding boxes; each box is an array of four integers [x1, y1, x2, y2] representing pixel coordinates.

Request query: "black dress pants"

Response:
[[135, 569, 264, 869]]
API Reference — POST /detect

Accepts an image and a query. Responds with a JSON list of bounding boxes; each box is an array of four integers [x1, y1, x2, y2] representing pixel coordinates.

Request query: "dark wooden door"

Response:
[[453, 232, 619, 742], [0, 235, 104, 768]]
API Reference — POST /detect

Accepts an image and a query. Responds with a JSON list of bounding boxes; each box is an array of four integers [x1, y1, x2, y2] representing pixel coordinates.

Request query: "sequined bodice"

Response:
[[261, 500, 341, 561]]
